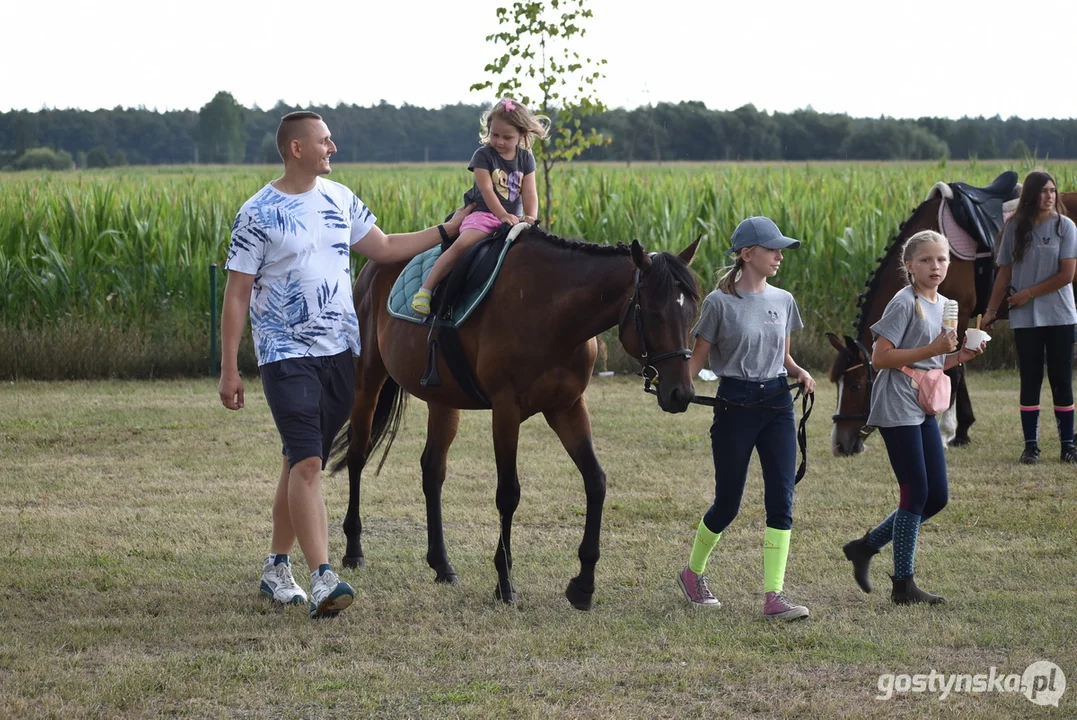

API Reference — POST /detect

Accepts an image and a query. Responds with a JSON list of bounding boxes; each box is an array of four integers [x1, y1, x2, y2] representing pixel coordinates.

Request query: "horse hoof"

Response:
[[435, 573, 460, 586], [565, 578, 594, 611], [494, 585, 518, 606], [342, 555, 366, 570], [949, 436, 971, 447]]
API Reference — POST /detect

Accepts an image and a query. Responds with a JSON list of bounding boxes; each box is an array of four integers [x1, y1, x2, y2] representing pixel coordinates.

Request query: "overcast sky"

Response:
[[4, 0, 1068, 119]]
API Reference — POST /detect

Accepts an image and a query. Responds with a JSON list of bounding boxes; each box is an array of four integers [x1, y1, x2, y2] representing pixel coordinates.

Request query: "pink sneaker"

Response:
[[677, 565, 721, 608], [763, 591, 809, 621]]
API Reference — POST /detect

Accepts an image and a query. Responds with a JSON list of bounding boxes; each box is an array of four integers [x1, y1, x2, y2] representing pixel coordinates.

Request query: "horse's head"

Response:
[[618, 237, 702, 413], [827, 332, 874, 456]]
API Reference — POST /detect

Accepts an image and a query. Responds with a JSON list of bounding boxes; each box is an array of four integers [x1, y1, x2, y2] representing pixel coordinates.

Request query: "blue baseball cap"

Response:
[[725, 216, 802, 256]]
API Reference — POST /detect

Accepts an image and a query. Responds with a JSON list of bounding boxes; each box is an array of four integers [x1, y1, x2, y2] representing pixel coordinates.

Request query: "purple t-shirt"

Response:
[[462, 145, 536, 217]]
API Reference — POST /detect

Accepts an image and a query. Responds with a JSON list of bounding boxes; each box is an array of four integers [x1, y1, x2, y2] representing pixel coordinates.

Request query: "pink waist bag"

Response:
[[901, 367, 951, 415]]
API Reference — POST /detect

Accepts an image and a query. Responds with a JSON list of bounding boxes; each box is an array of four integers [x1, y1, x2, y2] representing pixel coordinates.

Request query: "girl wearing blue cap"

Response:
[[677, 216, 815, 621]]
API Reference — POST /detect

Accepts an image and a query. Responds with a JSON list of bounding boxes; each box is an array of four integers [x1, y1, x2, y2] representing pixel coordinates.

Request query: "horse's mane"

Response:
[[523, 225, 701, 303], [525, 225, 631, 256], [852, 197, 939, 339], [829, 196, 939, 384]]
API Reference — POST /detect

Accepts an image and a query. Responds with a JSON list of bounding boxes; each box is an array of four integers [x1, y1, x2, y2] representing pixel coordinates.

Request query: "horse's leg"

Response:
[[543, 397, 605, 611], [491, 403, 522, 605], [952, 364, 975, 446], [422, 403, 461, 584], [342, 367, 386, 569]]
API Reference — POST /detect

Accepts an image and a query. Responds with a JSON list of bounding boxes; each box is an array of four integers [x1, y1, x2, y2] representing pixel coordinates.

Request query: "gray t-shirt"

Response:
[[867, 286, 948, 428], [996, 214, 1077, 329], [691, 285, 803, 381], [462, 145, 536, 217]]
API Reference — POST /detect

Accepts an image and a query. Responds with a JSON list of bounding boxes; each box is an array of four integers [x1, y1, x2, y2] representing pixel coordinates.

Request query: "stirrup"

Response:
[[412, 289, 432, 316]]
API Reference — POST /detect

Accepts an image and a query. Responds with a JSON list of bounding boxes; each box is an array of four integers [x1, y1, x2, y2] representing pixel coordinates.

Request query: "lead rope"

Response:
[[643, 380, 814, 483]]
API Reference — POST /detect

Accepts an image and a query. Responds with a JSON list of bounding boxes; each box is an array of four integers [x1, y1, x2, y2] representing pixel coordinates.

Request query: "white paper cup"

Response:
[[965, 328, 991, 349]]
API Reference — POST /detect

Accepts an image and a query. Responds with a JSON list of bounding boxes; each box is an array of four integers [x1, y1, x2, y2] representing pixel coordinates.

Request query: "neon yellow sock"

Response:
[[688, 518, 721, 574], [763, 527, 791, 593]]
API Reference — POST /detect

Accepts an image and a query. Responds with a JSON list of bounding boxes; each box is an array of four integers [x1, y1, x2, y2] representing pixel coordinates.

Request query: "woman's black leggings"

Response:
[[1014, 325, 1075, 408]]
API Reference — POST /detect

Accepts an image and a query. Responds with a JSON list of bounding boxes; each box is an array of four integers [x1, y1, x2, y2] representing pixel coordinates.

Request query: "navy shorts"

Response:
[[260, 351, 355, 469]]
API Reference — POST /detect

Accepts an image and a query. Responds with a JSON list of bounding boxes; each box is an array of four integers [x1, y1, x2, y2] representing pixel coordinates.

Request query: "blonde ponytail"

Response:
[[717, 257, 745, 298], [911, 287, 926, 319]]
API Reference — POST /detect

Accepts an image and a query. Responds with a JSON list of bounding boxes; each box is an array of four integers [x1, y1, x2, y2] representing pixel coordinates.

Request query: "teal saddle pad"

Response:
[[387, 226, 522, 328]]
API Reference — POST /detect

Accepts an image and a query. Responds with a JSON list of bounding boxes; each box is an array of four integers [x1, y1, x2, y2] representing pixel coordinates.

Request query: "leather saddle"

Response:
[[948, 170, 1020, 251]]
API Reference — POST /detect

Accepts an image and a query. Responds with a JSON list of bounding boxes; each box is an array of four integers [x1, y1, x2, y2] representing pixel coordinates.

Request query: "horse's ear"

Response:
[[826, 332, 847, 355], [844, 335, 859, 352], [679, 235, 702, 266], [630, 240, 652, 271]]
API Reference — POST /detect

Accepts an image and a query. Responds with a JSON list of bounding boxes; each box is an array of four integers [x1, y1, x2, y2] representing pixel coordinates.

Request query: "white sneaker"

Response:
[[259, 556, 307, 606], [309, 566, 354, 619]]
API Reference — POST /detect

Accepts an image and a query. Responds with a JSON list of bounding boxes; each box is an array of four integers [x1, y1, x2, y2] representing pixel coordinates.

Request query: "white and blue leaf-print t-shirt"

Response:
[[226, 178, 376, 365]]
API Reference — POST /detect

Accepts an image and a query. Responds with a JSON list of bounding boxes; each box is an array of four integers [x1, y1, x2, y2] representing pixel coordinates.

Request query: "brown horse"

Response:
[[828, 191, 1077, 456], [332, 227, 701, 610]]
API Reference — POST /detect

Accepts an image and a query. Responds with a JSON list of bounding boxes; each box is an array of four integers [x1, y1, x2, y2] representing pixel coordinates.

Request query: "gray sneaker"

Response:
[[763, 591, 809, 621], [677, 565, 721, 607], [309, 566, 354, 619], [259, 555, 307, 606]]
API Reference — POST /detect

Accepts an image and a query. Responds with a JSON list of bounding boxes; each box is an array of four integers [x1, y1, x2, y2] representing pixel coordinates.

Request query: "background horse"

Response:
[[332, 227, 701, 610], [828, 191, 1077, 456]]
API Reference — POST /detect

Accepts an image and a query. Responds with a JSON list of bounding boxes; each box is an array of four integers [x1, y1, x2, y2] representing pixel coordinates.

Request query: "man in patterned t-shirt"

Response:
[[219, 111, 472, 619]]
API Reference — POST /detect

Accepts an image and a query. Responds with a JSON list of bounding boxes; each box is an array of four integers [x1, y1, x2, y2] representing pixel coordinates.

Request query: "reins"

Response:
[[642, 379, 815, 484]]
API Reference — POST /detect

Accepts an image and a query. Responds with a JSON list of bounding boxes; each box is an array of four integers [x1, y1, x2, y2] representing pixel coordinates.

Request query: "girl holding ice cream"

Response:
[[841, 230, 985, 605]]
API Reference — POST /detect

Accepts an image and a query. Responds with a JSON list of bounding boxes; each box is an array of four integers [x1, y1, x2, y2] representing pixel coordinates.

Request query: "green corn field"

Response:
[[2, 161, 1074, 378]]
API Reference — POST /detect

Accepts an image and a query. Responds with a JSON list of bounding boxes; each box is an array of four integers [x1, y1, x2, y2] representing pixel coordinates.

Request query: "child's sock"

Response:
[[1054, 405, 1074, 445], [891, 509, 921, 579], [1021, 406, 1040, 446], [865, 510, 897, 550], [763, 527, 792, 594], [688, 519, 721, 574]]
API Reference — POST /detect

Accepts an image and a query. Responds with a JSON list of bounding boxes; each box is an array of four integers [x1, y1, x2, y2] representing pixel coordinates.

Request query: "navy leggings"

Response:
[[1014, 325, 1075, 408], [878, 416, 949, 520], [702, 377, 797, 534]]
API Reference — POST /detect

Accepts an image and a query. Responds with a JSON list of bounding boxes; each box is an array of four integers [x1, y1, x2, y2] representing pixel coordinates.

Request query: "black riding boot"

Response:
[[842, 533, 880, 593], [890, 574, 946, 605]]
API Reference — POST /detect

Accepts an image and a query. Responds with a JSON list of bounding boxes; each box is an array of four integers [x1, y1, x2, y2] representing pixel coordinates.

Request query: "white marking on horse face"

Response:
[[831, 377, 844, 455], [677, 293, 685, 307]]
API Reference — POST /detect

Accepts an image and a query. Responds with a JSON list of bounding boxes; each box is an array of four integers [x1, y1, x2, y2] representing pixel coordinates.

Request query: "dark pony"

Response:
[[332, 224, 702, 609], [829, 188, 1077, 456]]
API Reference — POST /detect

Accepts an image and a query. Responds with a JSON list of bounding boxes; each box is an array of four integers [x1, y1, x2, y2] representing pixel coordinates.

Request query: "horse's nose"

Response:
[[669, 385, 693, 413]]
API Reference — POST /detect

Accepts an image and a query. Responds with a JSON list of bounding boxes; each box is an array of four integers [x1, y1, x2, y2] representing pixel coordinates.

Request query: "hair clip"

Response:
[[501, 99, 516, 111]]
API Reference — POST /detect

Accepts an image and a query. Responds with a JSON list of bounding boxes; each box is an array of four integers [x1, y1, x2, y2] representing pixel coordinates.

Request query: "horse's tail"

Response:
[[370, 377, 408, 474], [329, 377, 408, 475]]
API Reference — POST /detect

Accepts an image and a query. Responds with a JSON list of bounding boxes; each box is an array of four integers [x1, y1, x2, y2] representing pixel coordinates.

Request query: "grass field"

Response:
[[1, 372, 1073, 718]]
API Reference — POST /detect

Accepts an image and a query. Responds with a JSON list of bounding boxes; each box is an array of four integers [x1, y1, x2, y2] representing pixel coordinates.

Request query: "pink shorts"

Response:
[[459, 211, 505, 234]]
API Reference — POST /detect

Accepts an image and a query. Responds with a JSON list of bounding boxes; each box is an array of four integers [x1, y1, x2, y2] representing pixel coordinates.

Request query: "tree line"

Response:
[[1, 91, 1074, 168]]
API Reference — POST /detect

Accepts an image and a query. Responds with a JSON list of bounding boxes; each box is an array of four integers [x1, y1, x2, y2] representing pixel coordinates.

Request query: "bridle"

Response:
[[618, 268, 693, 392], [623, 267, 815, 483], [831, 338, 877, 438]]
